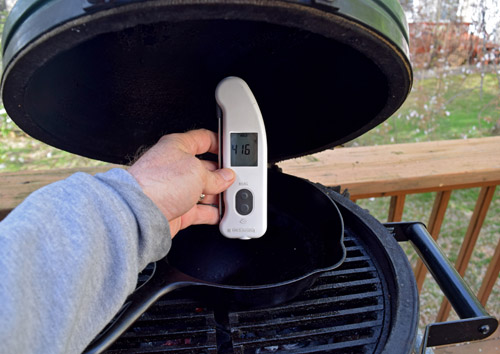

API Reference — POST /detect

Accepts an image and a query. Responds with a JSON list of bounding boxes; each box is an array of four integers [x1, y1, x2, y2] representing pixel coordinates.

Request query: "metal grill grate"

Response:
[[103, 267, 218, 354], [103, 295, 218, 353], [104, 230, 389, 354], [227, 233, 388, 354]]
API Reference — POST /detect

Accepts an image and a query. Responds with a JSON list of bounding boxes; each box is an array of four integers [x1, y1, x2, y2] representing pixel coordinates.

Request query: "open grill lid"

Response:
[[1, 0, 412, 164]]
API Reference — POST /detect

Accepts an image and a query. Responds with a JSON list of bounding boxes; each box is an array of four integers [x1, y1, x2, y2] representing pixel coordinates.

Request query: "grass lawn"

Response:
[[0, 110, 106, 172], [1, 66, 499, 332], [353, 69, 500, 145]]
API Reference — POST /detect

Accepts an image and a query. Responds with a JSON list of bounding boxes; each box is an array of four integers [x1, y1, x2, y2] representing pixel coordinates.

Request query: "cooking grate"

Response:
[[101, 293, 218, 353], [103, 228, 390, 354]]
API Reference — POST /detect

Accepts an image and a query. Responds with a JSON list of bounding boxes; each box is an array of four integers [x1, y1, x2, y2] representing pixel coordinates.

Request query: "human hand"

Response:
[[128, 129, 235, 237]]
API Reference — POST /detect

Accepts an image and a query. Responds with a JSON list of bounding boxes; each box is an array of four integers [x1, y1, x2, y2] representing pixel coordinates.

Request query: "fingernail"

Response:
[[218, 168, 235, 181]]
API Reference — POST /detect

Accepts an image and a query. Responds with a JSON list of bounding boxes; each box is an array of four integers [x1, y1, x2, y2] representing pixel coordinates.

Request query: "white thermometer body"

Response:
[[216, 77, 267, 240]]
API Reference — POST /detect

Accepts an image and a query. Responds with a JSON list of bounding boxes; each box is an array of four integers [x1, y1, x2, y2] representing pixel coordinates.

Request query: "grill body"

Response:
[[2, 1, 419, 352], [103, 190, 418, 354]]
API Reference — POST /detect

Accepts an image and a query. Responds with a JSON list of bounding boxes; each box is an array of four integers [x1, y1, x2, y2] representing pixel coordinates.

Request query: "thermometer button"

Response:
[[236, 189, 253, 215]]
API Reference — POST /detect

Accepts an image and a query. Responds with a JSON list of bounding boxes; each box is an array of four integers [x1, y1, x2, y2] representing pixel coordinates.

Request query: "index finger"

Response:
[[170, 129, 219, 155]]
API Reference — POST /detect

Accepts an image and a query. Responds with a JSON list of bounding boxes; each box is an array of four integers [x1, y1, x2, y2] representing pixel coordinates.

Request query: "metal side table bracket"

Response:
[[384, 222, 498, 352]]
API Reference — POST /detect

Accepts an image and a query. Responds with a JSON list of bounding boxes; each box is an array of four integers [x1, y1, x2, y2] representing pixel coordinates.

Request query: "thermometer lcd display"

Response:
[[230, 133, 258, 166]]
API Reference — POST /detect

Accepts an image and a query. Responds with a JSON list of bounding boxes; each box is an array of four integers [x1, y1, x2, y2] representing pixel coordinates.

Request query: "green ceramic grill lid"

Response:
[[1, 0, 412, 164]]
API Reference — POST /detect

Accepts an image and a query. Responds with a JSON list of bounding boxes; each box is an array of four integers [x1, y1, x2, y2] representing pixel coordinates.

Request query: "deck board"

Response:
[[0, 165, 118, 213], [279, 136, 500, 198], [1, 137, 500, 212]]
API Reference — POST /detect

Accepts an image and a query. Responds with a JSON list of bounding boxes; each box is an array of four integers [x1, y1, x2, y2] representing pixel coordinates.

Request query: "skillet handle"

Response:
[[83, 260, 201, 354], [385, 222, 498, 350]]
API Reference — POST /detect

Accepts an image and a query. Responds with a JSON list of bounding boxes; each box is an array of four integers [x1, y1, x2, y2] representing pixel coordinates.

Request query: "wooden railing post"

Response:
[[477, 238, 500, 306], [436, 185, 497, 322], [414, 190, 452, 291], [388, 194, 406, 222]]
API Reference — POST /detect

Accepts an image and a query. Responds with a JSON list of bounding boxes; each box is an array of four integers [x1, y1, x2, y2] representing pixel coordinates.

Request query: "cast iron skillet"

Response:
[[84, 170, 345, 353]]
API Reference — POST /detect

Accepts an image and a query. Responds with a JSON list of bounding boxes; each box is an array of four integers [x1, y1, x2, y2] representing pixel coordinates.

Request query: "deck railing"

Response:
[[280, 136, 500, 324], [1, 136, 499, 325]]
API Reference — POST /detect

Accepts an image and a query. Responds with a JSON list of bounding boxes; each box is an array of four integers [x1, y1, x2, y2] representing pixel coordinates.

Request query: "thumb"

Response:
[[204, 168, 236, 194]]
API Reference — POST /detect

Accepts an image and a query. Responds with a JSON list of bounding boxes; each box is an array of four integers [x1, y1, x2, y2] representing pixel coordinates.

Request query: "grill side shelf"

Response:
[[385, 221, 499, 350]]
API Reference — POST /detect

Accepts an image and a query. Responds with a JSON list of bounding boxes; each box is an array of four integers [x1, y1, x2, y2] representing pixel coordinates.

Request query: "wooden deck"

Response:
[[1, 136, 499, 352], [2, 137, 499, 211], [280, 136, 500, 325], [279, 136, 500, 198]]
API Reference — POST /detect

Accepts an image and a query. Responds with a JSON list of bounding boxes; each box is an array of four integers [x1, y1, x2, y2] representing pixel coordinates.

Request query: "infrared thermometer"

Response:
[[216, 77, 267, 240]]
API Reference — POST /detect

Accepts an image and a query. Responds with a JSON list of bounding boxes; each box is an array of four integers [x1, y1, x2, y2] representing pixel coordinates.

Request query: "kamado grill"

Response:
[[1, 1, 498, 353]]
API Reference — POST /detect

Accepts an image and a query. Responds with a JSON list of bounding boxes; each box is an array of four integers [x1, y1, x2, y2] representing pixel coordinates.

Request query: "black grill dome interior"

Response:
[[25, 20, 387, 162], [1, 1, 411, 163]]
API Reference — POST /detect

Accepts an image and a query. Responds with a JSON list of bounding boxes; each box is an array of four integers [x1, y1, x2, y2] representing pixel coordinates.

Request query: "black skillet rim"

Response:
[[164, 171, 347, 290]]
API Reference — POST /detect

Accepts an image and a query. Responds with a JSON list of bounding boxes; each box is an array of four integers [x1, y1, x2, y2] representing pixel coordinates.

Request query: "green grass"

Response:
[[0, 129, 106, 172], [0, 106, 105, 171], [353, 69, 500, 146]]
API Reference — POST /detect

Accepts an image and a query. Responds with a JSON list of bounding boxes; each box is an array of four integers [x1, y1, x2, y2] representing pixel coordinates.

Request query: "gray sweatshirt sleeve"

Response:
[[0, 168, 171, 354]]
